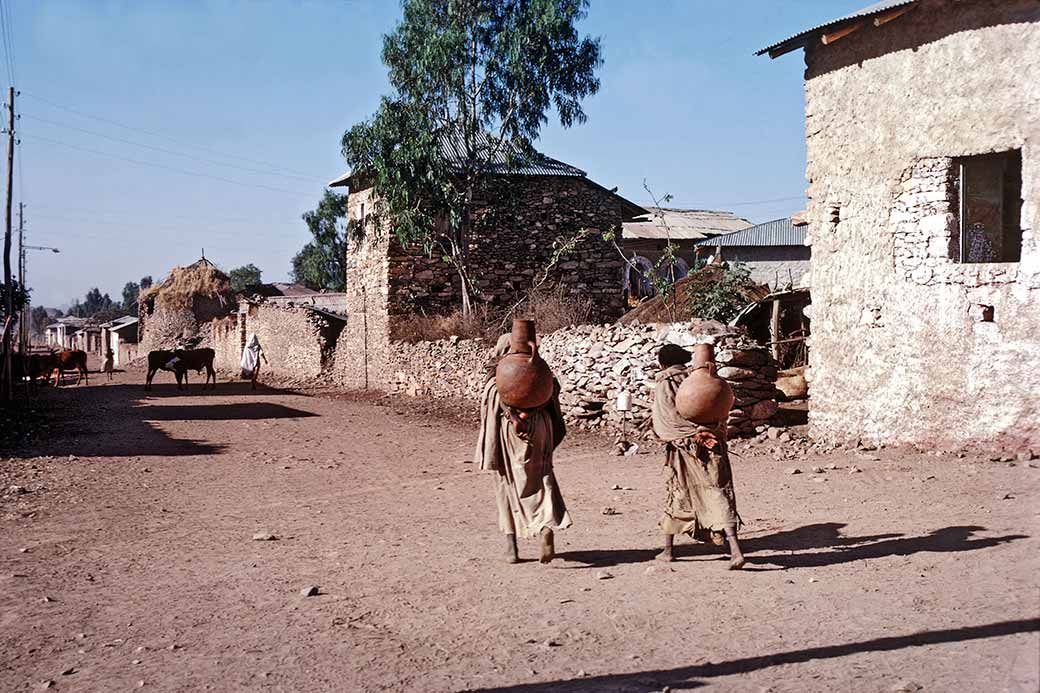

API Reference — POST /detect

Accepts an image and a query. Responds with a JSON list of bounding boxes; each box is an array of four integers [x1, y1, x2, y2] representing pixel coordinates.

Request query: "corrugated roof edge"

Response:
[[755, 0, 916, 58]]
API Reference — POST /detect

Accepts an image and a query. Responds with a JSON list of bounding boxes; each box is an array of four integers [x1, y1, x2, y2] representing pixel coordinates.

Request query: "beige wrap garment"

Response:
[[652, 364, 741, 538], [473, 340, 571, 538]]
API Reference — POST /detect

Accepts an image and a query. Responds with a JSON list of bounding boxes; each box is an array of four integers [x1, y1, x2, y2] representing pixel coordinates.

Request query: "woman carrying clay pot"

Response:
[[474, 323, 571, 564], [652, 343, 745, 569]]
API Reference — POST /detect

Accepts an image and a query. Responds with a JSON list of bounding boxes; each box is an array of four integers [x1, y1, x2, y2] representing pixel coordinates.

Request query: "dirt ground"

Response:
[[1, 361, 1038, 692]]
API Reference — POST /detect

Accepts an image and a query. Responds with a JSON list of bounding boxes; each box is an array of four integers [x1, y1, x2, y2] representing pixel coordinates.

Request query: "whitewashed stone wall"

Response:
[[801, 0, 1040, 448]]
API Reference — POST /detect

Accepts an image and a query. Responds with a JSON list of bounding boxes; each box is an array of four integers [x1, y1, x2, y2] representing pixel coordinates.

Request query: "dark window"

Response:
[[955, 150, 1022, 263]]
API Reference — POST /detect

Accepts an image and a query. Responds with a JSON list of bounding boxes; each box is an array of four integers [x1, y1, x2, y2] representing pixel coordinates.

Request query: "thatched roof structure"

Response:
[[140, 257, 233, 310]]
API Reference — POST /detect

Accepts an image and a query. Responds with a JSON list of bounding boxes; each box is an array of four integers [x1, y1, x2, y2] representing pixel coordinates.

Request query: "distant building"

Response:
[[100, 316, 140, 366], [329, 134, 646, 390], [44, 316, 88, 350], [695, 217, 810, 290], [760, 0, 1039, 448], [621, 208, 751, 300]]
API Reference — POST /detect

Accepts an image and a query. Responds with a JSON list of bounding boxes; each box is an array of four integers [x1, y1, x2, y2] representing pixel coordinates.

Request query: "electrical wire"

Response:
[[23, 91, 319, 179], [0, 0, 14, 86], [25, 133, 316, 197], [24, 113, 323, 184]]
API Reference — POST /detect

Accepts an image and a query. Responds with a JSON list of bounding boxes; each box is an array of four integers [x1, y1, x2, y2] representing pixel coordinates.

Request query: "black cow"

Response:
[[145, 348, 217, 390]]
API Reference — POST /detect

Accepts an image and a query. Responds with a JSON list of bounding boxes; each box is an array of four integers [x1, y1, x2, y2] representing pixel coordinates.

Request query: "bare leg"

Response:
[[539, 528, 555, 564], [657, 534, 675, 562], [503, 534, 519, 564], [725, 527, 745, 570]]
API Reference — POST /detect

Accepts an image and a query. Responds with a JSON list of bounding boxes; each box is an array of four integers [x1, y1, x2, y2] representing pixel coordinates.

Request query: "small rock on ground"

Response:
[[299, 585, 320, 597], [252, 532, 278, 541]]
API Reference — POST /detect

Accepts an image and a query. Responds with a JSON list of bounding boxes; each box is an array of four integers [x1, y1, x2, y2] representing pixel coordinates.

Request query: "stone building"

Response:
[[760, 0, 1039, 448], [695, 217, 811, 290], [329, 137, 646, 390], [621, 208, 751, 301]]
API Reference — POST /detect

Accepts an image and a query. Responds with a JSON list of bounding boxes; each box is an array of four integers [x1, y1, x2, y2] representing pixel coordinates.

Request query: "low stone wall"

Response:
[[211, 303, 345, 381], [539, 322, 779, 437], [211, 315, 241, 372], [385, 336, 490, 399], [375, 322, 780, 437]]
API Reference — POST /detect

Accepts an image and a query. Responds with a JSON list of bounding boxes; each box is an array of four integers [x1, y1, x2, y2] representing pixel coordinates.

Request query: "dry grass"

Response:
[[141, 259, 233, 310], [392, 284, 593, 344]]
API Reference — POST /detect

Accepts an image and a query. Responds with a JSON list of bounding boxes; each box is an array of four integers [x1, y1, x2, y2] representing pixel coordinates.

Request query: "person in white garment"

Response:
[[240, 333, 269, 389]]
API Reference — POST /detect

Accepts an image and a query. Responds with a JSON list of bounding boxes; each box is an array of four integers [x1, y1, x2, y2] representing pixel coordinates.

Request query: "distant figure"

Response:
[[240, 333, 268, 389], [102, 348, 115, 381]]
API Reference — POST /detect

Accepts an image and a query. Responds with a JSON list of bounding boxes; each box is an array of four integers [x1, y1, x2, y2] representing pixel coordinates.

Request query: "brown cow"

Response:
[[52, 350, 89, 386], [145, 348, 216, 391]]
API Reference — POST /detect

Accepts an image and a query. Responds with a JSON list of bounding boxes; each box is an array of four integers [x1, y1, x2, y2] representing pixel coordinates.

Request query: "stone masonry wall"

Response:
[[333, 186, 391, 389], [802, 0, 1040, 448], [210, 303, 344, 381], [350, 176, 628, 336], [382, 322, 779, 439]]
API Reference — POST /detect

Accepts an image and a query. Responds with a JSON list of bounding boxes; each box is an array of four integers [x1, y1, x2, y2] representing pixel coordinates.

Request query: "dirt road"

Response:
[[1, 366, 1038, 692]]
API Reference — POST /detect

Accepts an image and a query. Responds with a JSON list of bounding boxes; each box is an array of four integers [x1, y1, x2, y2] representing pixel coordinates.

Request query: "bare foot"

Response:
[[539, 529, 555, 564], [656, 549, 675, 562], [502, 534, 519, 564], [729, 555, 746, 570]]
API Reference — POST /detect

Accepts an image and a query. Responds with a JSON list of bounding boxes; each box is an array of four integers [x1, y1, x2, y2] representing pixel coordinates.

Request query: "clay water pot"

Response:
[[675, 343, 734, 425], [496, 320, 554, 409]]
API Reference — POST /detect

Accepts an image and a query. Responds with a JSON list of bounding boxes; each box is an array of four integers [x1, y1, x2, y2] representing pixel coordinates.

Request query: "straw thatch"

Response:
[[140, 258, 233, 311]]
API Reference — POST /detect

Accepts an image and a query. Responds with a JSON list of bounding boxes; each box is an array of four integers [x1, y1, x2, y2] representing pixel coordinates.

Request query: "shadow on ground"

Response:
[[5, 380, 311, 459], [464, 618, 1040, 692], [557, 522, 1027, 570], [140, 402, 318, 421]]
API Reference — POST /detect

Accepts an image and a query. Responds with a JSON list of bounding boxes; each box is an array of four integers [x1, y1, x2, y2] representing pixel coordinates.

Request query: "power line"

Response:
[[23, 91, 320, 179], [33, 204, 303, 227], [0, 0, 14, 87], [24, 113, 323, 184], [32, 213, 305, 239], [25, 133, 316, 197], [636, 194, 805, 209]]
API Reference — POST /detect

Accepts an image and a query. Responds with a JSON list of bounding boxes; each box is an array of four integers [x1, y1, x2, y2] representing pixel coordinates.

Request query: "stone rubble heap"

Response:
[[536, 321, 780, 438]]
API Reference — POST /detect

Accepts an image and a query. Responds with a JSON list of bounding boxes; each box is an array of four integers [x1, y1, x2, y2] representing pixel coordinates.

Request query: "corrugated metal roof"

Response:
[[623, 208, 751, 241], [439, 130, 586, 177], [695, 217, 806, 247], [329, 131, 584, 187], [756, 0, 916, 58]]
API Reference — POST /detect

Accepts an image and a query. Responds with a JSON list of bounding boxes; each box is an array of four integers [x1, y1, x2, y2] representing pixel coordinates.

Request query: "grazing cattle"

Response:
[[145, 348, 217, 390], [175, 348, 217, 390], [52, 350, 89, 386]]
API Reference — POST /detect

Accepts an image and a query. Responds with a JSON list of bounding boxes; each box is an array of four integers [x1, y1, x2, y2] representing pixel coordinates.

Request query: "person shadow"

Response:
[[555, 522, 1027, 570]]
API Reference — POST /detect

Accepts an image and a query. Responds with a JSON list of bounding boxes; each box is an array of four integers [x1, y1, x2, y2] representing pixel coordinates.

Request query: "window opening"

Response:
[[955, 149, 1022, 263]]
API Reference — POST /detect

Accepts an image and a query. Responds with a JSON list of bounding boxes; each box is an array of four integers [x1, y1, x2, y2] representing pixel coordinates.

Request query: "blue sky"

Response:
[[12, 0, 865, 308]]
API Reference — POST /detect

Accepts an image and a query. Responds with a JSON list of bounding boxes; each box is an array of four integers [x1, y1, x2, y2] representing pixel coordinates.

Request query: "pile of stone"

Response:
[[539, 321, 780, 438], [386, 336, 490, 400]]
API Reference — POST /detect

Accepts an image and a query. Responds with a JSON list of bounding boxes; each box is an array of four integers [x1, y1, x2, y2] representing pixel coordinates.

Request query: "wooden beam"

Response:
[[821, 21, 864, 46], [874, 5, 913, 27]]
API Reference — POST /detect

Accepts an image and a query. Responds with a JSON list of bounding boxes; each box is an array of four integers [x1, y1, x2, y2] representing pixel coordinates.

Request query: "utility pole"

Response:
[[2, 86, 14, 401], [18, 202, 25, 353]]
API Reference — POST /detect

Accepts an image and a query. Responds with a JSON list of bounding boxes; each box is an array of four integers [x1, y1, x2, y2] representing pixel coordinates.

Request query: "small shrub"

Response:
[[687, 262, 756, 323]]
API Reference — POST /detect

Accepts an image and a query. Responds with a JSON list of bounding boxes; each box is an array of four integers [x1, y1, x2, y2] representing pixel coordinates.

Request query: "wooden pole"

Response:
[[3, 86, 14, 401], [769, 298, 781, 363], [17, 201, 24, 353]]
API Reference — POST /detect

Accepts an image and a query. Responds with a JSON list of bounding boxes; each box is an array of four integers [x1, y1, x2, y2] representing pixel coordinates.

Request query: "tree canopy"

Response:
[[341, 0, 602, 312], [228, 264, 263, 292], [291, 190, 348, 291]]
